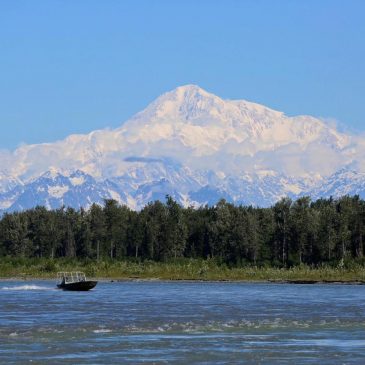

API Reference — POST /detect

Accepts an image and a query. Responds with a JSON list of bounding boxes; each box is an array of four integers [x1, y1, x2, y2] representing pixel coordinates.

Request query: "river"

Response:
[[1, 280, 364, 364]]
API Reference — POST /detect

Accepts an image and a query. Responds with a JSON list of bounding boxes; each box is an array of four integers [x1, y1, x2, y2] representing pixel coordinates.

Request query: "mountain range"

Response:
[[1, 84, 365, 212]]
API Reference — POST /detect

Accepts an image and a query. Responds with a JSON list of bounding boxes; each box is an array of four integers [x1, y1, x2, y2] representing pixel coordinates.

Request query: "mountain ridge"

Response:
[[0, 85, 364, 212]]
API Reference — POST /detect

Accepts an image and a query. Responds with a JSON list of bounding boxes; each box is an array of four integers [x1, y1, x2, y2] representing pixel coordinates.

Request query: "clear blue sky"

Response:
[[0, 0, 364, 150]]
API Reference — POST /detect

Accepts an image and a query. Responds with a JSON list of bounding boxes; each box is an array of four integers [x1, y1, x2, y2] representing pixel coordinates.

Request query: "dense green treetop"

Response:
[[1, 195, 364, 267]]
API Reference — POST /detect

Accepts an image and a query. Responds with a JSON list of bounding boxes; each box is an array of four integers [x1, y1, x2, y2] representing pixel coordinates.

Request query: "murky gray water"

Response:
[[0, 280, 364, 364]]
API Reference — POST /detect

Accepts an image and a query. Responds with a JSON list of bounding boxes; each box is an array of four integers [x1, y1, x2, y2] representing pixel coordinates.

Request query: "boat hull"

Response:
[[57, 281, 97, 291]]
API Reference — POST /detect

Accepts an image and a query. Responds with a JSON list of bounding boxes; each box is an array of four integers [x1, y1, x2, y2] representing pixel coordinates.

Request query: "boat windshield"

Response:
[[57, 272, 86, 284]]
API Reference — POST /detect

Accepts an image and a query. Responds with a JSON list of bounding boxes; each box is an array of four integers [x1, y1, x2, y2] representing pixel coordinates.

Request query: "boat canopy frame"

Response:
[[57, 272, 87, 284]]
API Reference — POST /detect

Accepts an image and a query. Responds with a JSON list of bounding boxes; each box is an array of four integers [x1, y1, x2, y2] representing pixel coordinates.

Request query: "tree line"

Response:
[[0, 195, 364, 266]]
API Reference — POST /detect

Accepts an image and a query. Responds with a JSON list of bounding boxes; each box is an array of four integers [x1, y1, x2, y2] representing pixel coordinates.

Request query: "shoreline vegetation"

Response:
[[1, 258, 365, 284], [1, 196, 365, 284]]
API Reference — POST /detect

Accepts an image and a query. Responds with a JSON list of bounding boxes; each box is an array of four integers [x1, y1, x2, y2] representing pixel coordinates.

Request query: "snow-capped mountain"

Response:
[[310, 168, 365, 200], [0, 84, 364, 212], [1, 170, 128, 212]]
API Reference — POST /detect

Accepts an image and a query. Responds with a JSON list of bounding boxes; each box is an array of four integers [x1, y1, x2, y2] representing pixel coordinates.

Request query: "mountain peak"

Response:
[[128, 84, 227, 126], [0, 86, 362, 213], [170, 84, 213, 98], [114, 84, 352, 177], [155, 84, 223, 111], [131, 84, 289, 129]]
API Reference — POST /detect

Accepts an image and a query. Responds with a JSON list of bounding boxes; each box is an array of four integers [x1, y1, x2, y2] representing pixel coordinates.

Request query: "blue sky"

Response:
[[0, 0, 364, 150]]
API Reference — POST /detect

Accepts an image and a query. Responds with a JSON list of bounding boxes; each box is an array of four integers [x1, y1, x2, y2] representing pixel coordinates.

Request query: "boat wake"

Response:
[[1, 285, 53, 291], [93, 329, 112, 334]]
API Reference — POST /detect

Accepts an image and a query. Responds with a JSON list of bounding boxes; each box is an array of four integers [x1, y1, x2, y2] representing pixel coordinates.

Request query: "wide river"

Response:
[[0, 280, 364, 364]]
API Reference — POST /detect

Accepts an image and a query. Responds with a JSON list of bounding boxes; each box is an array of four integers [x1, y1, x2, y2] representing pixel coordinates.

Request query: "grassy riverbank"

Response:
[[1, 257, 365, 283]]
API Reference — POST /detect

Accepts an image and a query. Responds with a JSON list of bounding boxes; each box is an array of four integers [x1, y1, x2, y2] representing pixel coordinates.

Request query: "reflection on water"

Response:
[[1, 281, 364, 364]]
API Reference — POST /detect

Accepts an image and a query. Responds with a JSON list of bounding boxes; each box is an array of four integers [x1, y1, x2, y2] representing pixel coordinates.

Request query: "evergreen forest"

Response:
[[1, 195, 365, 268]]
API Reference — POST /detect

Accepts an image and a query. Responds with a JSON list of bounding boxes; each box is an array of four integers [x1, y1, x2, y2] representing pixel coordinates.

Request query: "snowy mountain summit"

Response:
[[1, 84, 365, 212]]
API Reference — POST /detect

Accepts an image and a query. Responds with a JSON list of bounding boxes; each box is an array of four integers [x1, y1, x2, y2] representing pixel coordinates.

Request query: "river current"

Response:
[[0, 280, 364, 364]]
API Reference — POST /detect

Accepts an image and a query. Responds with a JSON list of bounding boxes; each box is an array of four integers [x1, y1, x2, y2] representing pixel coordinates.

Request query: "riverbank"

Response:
[[1, 258, 365, 283]]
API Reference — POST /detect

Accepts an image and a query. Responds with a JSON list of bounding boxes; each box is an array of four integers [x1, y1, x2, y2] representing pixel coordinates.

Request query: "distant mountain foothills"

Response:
[[1, 85, 365, 213]]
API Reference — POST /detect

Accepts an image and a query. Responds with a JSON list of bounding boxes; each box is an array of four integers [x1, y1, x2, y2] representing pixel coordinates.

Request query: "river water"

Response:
[[0, 280, 364, 364]]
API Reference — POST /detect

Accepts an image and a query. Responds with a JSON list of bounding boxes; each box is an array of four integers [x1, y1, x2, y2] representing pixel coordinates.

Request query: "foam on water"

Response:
[[121, 318, 365, 334], [1, 284, 53, 291], [93, 329, 112, 334]]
